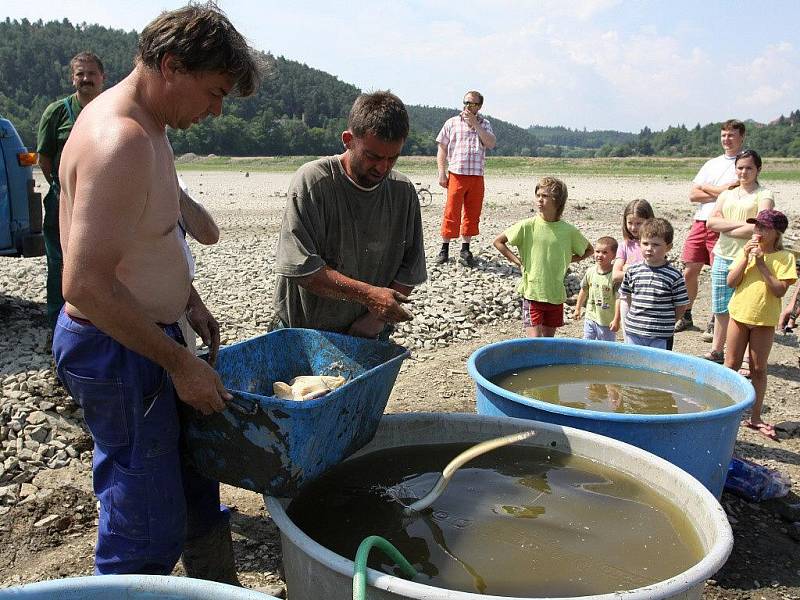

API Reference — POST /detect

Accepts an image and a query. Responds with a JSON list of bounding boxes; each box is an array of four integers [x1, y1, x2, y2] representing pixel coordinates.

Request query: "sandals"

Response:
[[743, 421, 778, 441], [703, 350, 725, 364]]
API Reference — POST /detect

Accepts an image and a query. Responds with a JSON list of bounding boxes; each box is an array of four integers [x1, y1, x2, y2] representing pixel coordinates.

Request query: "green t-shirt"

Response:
[[505, 216, 590, 304], [580, 267, 619, 326], [36, 94, 82, 183]]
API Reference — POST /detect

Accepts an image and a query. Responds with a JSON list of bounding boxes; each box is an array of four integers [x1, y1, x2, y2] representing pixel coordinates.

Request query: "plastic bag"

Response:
[[724, 456, 791, 502]]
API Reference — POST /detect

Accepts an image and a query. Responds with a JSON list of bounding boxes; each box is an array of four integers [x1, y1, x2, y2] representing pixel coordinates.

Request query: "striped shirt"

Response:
[[620, 263, 689, 339], [436, 114, 494, 176]]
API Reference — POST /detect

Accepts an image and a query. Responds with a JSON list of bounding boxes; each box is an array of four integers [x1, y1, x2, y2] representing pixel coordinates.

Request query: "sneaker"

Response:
[[674, 315, 693, 333], [701, 320, 714, 343], [458, 249, 476, 267], [435, 249, 449, 264]]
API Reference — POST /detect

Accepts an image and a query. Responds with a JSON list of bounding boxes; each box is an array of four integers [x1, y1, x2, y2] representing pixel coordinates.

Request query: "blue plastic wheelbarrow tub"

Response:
[[180, 328, 409, 497], [0, 575, 276, 599], [468, 338, 754, 498]]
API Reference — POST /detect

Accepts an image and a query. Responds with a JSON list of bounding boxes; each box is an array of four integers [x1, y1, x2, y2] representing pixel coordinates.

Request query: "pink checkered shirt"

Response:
[[436, 114, 494, 176]]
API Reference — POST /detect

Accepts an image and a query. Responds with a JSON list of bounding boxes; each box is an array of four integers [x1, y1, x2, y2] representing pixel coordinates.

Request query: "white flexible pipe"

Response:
[[403, 430, 537, 514]]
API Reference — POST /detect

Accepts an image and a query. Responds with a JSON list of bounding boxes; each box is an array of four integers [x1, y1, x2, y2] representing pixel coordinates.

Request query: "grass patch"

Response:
[[175, 155, 318, 172], [176, 155, 800, 181]]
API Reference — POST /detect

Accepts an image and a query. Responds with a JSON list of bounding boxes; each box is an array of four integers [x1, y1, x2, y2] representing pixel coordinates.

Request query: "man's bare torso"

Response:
[[59, 80, 191, 324]]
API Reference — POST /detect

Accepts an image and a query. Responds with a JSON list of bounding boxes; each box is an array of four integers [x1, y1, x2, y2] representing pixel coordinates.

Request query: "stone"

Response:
[[775, 421, 800, 437], [33, 514, 61, 528], [28, 426, 50, 443], [788, 522, 800, 542], [26, 411, 48, 426], [19, 483, 38, 497]]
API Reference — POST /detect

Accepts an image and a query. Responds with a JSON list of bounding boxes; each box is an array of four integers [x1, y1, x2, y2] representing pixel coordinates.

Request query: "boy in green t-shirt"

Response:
[[494, 176, 592, 337], [574, 236, 620, 341]]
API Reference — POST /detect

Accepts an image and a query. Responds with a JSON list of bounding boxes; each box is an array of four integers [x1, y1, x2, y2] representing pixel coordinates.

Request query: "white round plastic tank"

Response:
[[266, 413, 733, 600]]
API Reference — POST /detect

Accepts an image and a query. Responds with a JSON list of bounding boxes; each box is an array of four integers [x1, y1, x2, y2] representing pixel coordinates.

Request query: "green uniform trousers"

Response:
[[43, 183, 64, 328]]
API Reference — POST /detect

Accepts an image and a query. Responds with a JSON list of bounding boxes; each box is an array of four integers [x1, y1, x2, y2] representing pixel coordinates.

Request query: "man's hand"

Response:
[[461, 109, 478, 129], [438, 172, 449, 189], [186, 287, 221, 366], [171, 353, 232, 416], [365, 287, 413, 323], [348, 312, 386, 338], [609, 318, 620, 332], [573, 307, 583, 321]]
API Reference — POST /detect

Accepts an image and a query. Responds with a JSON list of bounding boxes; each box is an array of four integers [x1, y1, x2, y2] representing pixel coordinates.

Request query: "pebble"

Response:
[[33, 514, 61, 528]]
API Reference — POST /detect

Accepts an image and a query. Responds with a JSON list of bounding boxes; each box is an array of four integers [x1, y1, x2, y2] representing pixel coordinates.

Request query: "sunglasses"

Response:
[[463, 101, 480, 107]]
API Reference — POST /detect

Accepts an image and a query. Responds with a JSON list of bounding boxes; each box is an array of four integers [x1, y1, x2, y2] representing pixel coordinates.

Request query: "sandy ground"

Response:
[[1, 169, 799, 598]]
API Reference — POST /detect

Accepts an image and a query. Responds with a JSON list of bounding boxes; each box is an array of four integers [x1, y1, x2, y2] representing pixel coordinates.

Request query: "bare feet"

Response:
[[738, 358, 751, 379]]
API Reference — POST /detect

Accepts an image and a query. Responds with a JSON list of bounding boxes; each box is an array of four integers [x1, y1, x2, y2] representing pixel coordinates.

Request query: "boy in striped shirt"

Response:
[[611, 218, 689, 349]]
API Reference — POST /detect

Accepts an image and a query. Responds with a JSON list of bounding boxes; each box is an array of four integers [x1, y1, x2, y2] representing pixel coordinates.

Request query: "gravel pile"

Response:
[[0, 262, 91, 511]]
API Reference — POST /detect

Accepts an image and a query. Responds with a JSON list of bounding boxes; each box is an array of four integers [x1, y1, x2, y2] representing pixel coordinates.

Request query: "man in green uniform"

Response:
[[37, 51, 106, 327]]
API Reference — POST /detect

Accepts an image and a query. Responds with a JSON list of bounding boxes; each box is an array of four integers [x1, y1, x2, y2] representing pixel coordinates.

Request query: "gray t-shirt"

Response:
[[273, 156, 427, 332]]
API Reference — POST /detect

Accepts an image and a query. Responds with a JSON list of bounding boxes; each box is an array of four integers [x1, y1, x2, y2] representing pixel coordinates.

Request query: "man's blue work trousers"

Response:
[[52, 310, 224, 574]]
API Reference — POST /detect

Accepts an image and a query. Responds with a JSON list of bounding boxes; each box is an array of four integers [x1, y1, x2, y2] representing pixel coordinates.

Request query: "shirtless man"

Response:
[[52, 5, 260, 580]]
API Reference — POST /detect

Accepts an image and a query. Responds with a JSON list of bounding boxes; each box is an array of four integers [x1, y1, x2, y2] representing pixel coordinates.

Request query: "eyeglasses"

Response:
[[463, 101, 480, 107]]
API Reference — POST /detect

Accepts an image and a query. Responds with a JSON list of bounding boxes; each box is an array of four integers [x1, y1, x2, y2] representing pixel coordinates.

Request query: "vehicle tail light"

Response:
[[18, 152, 38, 167]]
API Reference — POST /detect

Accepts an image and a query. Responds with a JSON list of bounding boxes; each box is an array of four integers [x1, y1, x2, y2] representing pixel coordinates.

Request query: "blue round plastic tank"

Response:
[[0, 575, 277, 599], [468, 338, 754, 498]]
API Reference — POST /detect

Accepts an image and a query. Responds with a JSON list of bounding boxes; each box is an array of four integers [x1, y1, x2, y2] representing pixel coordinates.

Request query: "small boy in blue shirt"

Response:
[[611, 218, 689, 349]]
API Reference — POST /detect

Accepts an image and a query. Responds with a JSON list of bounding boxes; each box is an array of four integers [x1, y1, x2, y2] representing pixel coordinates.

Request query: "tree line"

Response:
[[1, 18, 798, 158]]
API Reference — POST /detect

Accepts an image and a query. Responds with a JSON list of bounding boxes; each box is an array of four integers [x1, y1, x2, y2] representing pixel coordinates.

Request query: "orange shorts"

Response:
[[441, 173, 485, 239]]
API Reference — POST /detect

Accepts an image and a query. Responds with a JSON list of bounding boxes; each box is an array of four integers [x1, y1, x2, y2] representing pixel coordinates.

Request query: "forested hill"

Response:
[[529, 120, 800, 158], [1, 18, 798, 157], [0, 18, 541, 156]]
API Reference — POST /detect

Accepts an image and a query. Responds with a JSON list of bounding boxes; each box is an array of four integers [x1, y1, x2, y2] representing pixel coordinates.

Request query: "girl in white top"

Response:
[[705, 150, 774, 367]]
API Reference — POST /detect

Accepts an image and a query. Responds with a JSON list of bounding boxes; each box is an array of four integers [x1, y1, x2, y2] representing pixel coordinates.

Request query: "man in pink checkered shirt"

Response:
[[436, 90, 496, 267]]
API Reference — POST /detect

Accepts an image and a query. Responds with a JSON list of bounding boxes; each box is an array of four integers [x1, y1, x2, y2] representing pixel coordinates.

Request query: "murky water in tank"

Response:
[[492, 364, 733, 414], [287, 443, 704, 597]]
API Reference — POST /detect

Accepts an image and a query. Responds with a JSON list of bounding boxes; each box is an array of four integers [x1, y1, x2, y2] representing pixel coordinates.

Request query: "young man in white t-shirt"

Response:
[[674, 119, 745, 336]]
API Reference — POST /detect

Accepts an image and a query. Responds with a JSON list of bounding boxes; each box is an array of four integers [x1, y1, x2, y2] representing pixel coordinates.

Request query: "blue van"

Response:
[[0, 116, 44, 257]]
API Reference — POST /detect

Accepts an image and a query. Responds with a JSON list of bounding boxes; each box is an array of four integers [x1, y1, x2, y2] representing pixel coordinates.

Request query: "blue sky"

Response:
[[7, 0, 800, 132]]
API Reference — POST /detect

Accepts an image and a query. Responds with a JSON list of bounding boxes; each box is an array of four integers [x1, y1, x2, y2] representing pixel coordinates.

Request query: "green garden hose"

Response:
[[353, 535, 417, 600]]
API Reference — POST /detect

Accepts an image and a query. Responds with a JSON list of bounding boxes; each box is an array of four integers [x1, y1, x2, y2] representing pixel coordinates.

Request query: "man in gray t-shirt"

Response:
[[273, 91, 427, 337]]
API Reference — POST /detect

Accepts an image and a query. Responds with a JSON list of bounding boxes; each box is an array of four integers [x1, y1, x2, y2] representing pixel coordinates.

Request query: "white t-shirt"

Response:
[[692, 154, 737, 221]]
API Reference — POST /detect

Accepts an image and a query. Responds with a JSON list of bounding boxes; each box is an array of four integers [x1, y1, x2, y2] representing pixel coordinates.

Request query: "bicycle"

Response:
[[414, 182, 433, 207]]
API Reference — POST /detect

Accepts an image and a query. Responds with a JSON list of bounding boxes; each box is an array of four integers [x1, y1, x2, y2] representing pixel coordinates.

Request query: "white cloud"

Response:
[[6, 0, 800, 130], [726, 43, 799, 115]]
